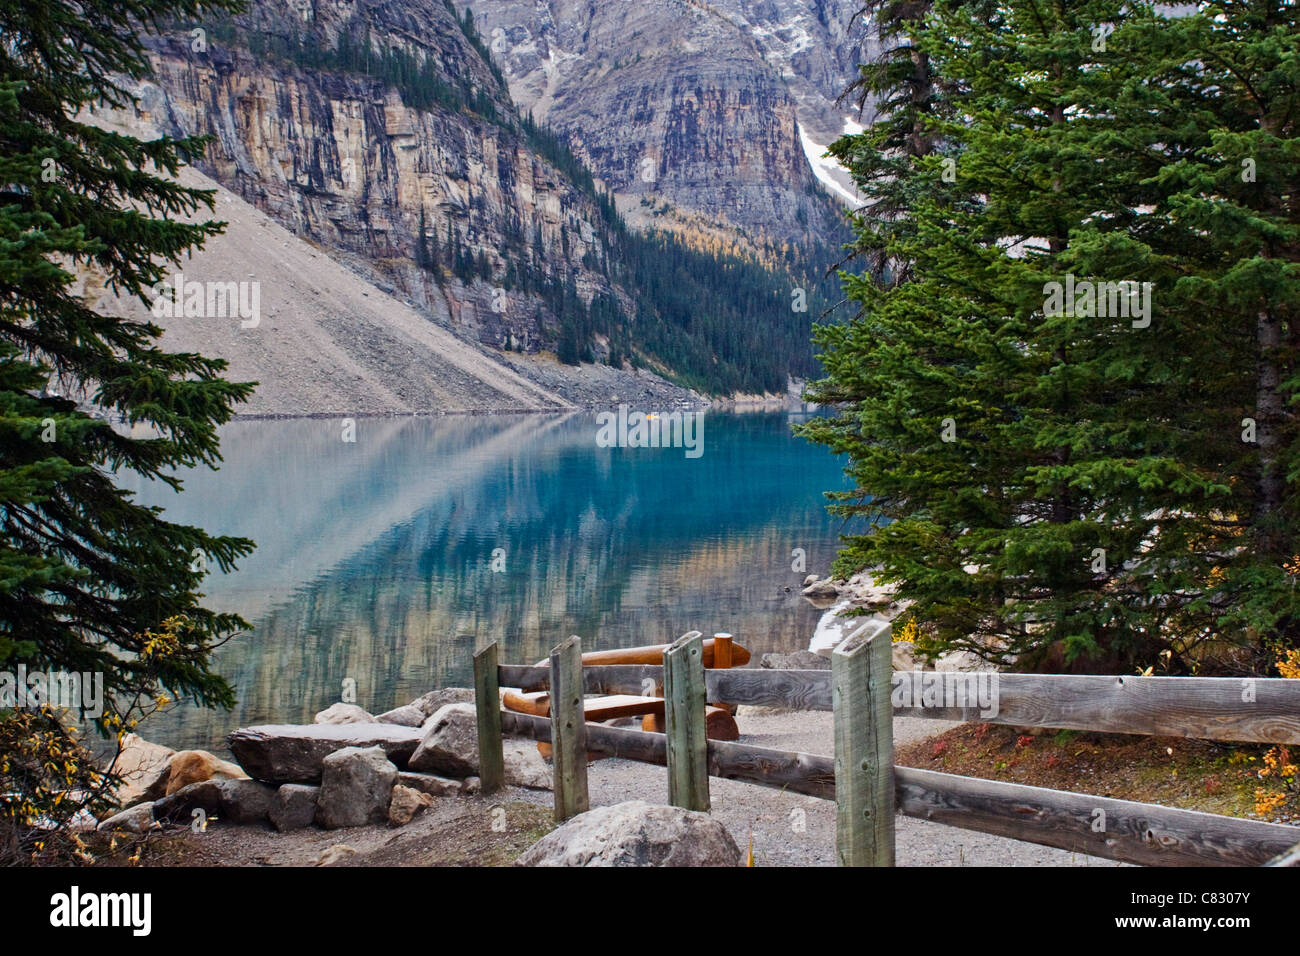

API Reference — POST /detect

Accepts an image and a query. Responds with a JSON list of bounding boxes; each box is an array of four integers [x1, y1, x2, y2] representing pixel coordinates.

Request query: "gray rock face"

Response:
[[316, 746, 398, 829], [516, 801, 742, 867], [314, 703, 374, 724], [407, 703, 479, 777], [760, 650, 831, 671], [270, 784, 320, 832], [97, 802, 157, 834], [152, 778, 274, 825], [461, 0, 868, 241], [227, 723, 422, 783]]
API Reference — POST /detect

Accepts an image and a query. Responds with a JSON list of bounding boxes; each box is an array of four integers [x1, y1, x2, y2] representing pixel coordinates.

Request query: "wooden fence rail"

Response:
[[498, 666, 1300, 745], [479, 628, 1300, 867], [499, 709, 1299, 866]]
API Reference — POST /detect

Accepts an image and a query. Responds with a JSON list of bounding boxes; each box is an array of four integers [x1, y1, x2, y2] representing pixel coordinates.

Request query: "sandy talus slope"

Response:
[[94, 165, 569, 417]]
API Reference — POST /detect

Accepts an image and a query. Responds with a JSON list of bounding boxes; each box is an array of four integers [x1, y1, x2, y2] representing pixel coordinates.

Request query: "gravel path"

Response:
[[512, 711, 1121, 867]]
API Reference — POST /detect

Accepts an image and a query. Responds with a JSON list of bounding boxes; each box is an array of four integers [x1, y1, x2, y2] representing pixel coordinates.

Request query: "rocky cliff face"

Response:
[[462, 0, 873, 241], [137, 0, 621, 360], [125, 0, 842, 398]]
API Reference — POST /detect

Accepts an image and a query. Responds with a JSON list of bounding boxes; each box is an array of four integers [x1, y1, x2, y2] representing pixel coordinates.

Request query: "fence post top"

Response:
[[833, 618, 891, 660], [665, 630, 704, 659], [551, 635, 582, 658]]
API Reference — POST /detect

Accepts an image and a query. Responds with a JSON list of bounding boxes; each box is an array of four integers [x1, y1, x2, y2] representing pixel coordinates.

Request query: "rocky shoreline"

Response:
[[95, 686, 744, 866], [797, 569, 996, 673]]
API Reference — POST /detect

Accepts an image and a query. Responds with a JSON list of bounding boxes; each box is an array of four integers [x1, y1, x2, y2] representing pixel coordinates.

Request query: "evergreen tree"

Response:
[[0, 0, 255, 723], [801, 0, 1300, 675]]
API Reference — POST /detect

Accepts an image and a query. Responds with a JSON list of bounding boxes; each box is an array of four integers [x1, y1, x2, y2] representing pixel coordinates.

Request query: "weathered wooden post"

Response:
[[473, 642, 505, 794], [832, 618, 895, 866], [550, 635, 590, 822], [664, 630, 709, 811]]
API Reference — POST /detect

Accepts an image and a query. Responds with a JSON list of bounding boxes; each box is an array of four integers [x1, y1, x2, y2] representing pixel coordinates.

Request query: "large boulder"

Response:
[[269, 784, 320, 832], [227, 723, 422, 783], [516, 801, 742, 867], [107, 734, 174, 807], [314, 703, 374, 725], [315, 746, 397, 829], [406, 704, 478, 777], [405, 703, 553, 787], [164, 750, 249, 795]]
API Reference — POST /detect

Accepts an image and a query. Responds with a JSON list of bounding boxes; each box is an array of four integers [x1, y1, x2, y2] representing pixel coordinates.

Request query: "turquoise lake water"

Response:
[[123, 409, 858, 750]]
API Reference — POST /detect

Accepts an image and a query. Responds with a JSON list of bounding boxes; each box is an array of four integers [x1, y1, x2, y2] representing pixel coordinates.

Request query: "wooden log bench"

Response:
[[502, 635, 747, 758]]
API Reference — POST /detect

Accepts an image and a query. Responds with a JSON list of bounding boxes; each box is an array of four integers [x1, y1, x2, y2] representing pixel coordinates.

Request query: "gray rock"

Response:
[[314, 703, 374, 724], [388, 784, 434, 825], [397, 771, 462, 798], [270, 784, 319, 832], [97, 802, 156, 834], [411, 688, 476, 721], [893, 640, 923, 671], [803, 574, 819, 587], [227, 723, 422, 783], [404, 702, 553, 786], [935, 650, 996, 672], [152, 778, 274, 825], [316, 746, 398, 829], [802, 579, 840, 601], [407, 703, 479, 777], [216, 779, 276, 823], [374, 703, 425, 727], [760, 650, 831, 670], [504, 741, 553, 790], [461, 776, 481, 794], [151, 780, 223, 821], [516, 800, 742, 867], [107, 734, 174, 808]]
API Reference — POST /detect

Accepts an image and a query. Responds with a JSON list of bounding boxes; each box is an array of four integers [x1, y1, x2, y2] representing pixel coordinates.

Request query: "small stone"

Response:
[[315, 844, 357, 866], [388, 784, 434, 825]]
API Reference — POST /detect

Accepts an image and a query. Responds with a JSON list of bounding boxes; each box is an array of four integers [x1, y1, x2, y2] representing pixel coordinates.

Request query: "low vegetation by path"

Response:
[[897, 724, 1300, 827]]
